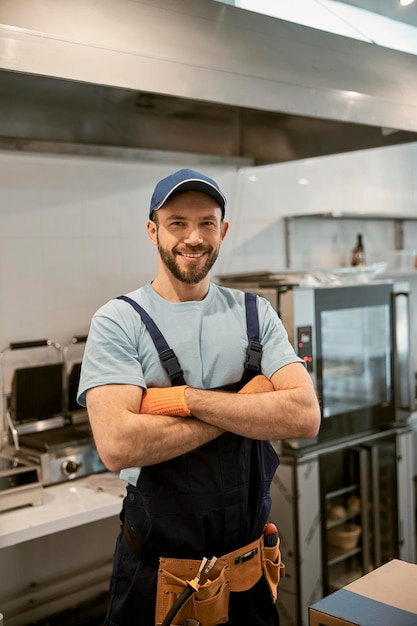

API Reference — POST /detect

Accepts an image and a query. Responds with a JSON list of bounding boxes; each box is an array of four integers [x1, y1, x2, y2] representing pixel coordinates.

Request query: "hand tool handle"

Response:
[[264, 522, 278, 547]]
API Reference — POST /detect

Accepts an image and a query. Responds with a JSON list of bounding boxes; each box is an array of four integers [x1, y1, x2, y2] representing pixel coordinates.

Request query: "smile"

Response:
[[178, 251, 206, 258]]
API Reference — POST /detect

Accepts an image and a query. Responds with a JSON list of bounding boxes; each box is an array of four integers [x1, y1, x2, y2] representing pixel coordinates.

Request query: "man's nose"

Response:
[[184, 227, 203, 245]]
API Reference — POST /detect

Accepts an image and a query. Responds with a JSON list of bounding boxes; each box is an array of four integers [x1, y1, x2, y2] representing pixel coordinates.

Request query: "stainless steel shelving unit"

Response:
[[283, 213, 417, 269]]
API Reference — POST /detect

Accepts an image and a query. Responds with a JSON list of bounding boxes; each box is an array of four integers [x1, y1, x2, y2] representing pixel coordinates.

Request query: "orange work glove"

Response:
[[140, 385, 191, 417], [238, 374, 274, 394]]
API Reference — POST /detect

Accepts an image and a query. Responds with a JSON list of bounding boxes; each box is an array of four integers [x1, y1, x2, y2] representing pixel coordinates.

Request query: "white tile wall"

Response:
[[0, 152, 238, 359], [214, 142, 417, 373], [0, 142, 416, 359], [217, 142, 417, 274]]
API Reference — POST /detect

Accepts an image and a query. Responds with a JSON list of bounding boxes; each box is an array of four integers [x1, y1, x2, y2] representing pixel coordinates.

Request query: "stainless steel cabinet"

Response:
[[270, 426, 415, 626]]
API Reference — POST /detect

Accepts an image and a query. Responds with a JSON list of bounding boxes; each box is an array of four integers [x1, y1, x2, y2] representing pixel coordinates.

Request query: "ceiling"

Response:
[[219, 0, 417, 28], [1, 0, 417, 165], [336, 0, 417, 27]]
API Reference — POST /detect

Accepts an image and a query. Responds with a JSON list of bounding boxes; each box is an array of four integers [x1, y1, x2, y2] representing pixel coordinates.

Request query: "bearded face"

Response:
[[156, 230, 220, 285], [148, 191, 228, 290]]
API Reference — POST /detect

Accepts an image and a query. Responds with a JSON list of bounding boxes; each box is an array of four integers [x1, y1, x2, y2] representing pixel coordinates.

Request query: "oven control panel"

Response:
[[297, 326, 313, 372]]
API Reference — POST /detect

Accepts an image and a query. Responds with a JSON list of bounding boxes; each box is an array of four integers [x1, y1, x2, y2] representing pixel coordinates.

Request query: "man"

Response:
[[78, 168, 320, 626]]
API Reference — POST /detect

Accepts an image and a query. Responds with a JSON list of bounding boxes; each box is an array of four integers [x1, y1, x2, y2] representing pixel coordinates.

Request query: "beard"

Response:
[[157, 239, 219, 285]]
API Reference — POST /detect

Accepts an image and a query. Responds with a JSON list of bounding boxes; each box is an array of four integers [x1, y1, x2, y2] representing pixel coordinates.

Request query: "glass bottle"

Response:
[[351, 233, 365, 266]]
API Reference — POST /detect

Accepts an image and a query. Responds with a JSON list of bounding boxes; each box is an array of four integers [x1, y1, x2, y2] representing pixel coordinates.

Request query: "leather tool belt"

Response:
[[155, 534, 285, 626]]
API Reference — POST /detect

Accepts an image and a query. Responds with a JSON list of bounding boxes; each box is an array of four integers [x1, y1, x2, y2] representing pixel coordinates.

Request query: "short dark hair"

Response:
[[150, 210, 159, 224]]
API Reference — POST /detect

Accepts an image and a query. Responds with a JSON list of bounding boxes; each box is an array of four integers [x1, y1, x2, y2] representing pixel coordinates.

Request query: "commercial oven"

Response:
[[217, 273, 414, 447], [217, 272, 416, 626]]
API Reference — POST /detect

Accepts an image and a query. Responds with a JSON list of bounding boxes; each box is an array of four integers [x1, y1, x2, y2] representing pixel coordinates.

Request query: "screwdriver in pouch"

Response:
[[263, 522, 278, 547]]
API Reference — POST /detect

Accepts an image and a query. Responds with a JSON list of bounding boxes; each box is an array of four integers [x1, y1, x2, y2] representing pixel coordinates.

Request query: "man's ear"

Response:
[[147, 219, 158, 246], [220, 220, 229, 243]]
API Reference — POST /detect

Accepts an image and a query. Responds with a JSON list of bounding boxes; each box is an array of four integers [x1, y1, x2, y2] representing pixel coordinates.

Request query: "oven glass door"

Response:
[[321, 304, 391, 418], [314, 283, 395, 442]]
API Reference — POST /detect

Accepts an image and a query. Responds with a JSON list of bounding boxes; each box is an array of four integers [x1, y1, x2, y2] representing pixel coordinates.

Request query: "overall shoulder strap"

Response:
[[116, 292, 262, 388], [116, 295, 186, 386], [242, 292, 263, 384]]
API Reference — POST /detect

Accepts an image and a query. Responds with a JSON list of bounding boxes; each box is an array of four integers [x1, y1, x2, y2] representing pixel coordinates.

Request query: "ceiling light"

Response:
[[399, 0, 415, 6]]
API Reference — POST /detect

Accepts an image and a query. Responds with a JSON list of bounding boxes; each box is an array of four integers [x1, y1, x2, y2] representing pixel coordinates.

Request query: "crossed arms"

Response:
[[86, 363, 321, 472]]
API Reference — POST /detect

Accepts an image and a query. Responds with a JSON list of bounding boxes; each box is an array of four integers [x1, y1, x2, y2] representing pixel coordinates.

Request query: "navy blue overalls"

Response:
[[105, 293, 280, 626]]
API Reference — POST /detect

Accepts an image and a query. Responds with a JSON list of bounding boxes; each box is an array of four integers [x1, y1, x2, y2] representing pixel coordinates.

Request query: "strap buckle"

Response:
[[244, 341, 262, 372], [234, 547, 258, 565], [160, 348, 185, 384]]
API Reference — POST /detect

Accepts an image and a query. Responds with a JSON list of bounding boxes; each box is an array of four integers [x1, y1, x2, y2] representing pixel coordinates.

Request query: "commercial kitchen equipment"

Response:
[[217, 272, 416, 626], [62, 334, 88, 419], [217, 272, 414, 441], [0, 338, 105, 491], [0, 453, 42, 513]]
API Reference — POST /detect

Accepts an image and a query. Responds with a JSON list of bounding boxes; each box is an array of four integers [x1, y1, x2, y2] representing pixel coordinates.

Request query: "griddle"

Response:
[[18, 423, 93, 451]]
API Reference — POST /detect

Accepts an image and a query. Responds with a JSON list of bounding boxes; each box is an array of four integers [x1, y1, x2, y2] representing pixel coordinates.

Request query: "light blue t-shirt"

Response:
[[77, 282, 303, 483]]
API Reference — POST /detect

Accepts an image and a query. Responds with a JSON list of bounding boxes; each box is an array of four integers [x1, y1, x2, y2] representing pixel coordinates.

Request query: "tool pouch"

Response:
[[155, 559, 230, 626], [155, 535, 283, 625], [261, 534, 285, 603]]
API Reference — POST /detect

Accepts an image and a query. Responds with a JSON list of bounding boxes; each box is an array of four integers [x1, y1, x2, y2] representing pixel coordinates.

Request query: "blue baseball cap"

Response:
[[149, 168, 226, 219]]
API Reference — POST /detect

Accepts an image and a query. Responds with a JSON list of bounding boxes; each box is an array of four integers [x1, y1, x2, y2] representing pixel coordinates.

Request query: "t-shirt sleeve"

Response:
[[77, 308, 145, 407], [257, 297, 305, 379]]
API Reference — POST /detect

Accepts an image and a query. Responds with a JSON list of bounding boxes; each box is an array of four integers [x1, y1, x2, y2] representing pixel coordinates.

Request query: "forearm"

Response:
[[86, 385, 223, 471], [185, 388, 317, 440], [113, 412, 223, 470], [185, 364, 320, 441]]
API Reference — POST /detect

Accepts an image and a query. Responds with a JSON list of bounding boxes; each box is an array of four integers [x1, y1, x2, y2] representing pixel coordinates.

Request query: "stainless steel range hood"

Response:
[[1, 0, 417, 164]]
